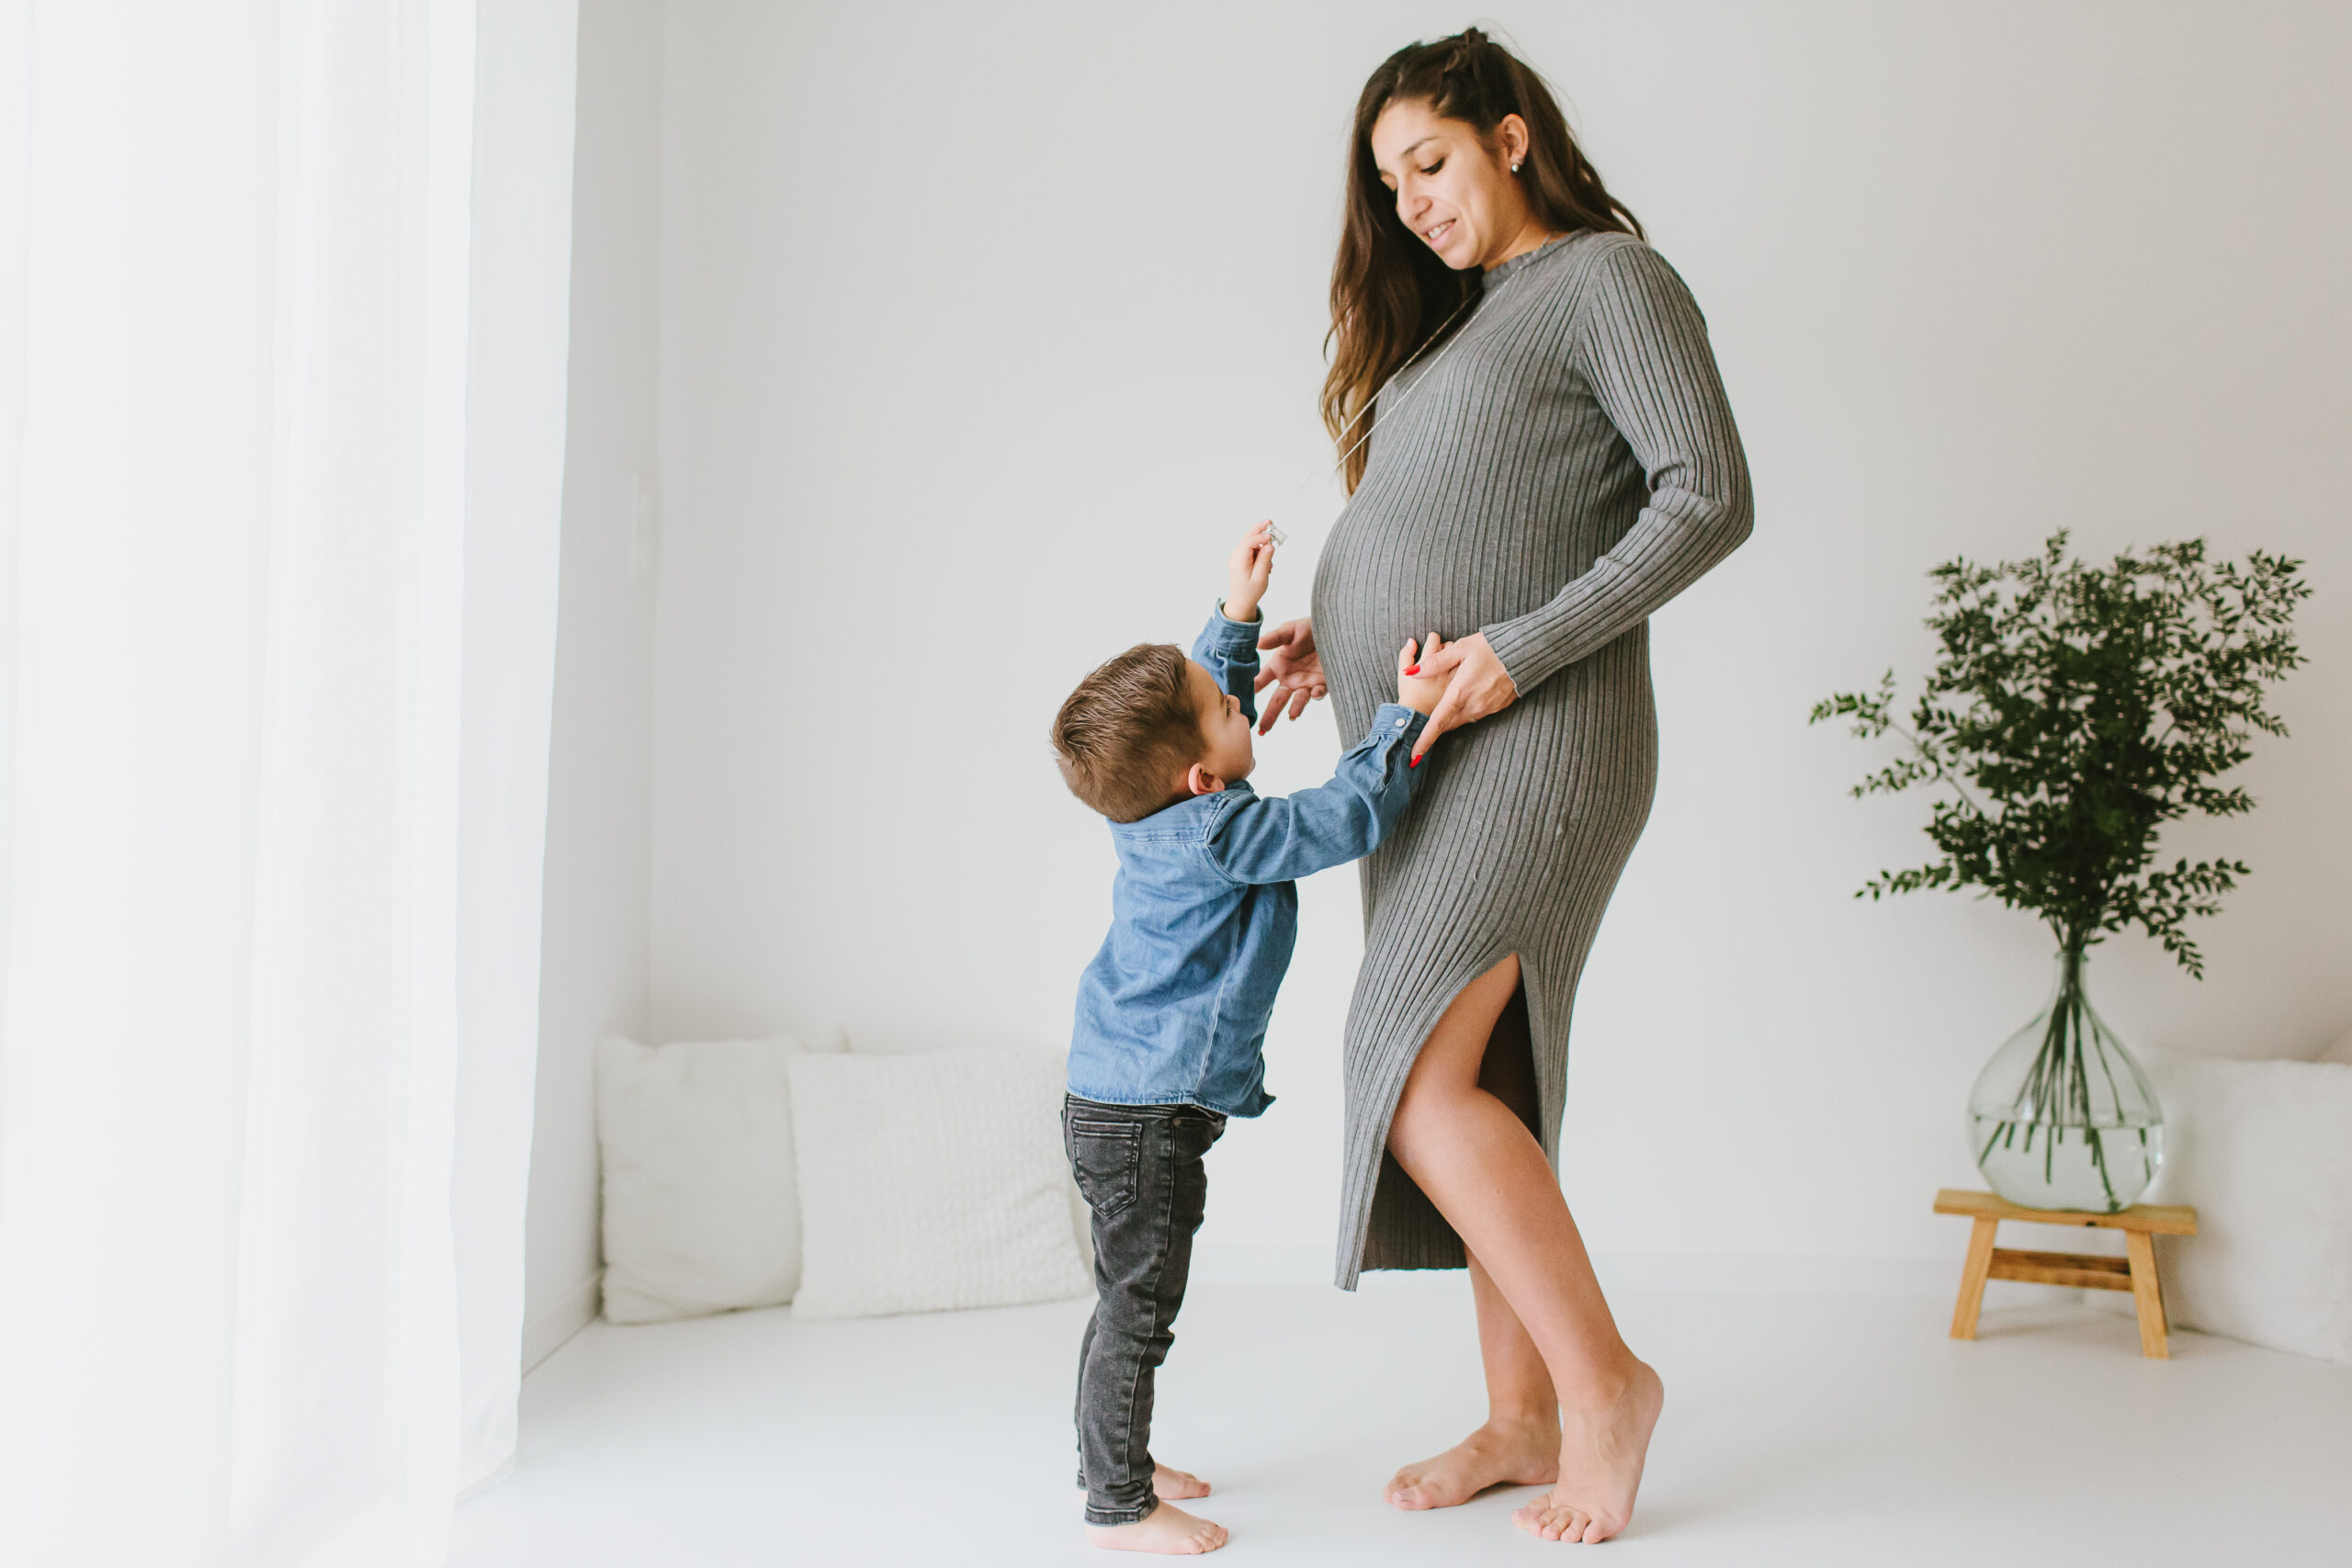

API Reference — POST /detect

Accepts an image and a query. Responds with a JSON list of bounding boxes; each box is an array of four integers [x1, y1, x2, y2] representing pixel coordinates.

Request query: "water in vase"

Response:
[[1967, 1113, 2164, 1213]]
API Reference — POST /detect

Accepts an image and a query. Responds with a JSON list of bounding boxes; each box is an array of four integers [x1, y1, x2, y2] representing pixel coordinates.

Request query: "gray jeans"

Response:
[[1064, 1095, 1226, 1526]]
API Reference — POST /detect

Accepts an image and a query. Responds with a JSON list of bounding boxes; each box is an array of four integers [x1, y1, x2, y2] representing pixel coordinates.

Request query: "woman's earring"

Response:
[[1510, 160, 1522, 174]]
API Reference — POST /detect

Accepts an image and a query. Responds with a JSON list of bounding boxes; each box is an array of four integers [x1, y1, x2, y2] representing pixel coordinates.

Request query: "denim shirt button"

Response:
[[1393, 716, 1407, 728]]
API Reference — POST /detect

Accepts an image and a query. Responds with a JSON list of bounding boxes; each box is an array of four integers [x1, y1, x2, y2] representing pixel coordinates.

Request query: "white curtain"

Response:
[[0, 3, 576, 1563]]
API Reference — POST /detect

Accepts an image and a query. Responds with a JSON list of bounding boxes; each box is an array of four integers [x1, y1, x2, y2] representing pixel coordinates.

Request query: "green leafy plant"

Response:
[[1811, 533, 2309, 1210], [1811, 532, 2307, 976]]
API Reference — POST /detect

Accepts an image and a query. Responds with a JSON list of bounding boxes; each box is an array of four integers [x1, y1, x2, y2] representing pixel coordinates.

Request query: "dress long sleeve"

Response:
[[1478, 243, 1752, 693]]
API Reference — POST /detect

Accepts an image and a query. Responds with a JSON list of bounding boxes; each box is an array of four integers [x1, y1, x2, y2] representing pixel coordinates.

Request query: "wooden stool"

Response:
[[1934, 1188, 2198, 1359]]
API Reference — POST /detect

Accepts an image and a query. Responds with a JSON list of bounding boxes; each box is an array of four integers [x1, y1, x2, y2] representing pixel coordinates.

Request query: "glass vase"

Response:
[[1966, 948, 2164, 1213]]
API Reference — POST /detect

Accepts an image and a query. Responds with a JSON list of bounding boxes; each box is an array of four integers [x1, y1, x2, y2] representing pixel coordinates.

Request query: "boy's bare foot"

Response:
[[1153, 1462, 1211, 1500], [1511, 1359, 1664, 1545], [1384, 1416, 1559, 1509], [1085, 1501, 1227, 1555]]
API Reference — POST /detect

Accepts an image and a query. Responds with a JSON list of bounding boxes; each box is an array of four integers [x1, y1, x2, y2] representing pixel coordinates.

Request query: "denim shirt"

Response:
[[1067, 608, 1429, 1118]]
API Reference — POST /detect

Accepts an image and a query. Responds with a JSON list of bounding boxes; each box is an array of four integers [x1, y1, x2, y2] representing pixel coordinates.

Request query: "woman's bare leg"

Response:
[[1384, 1249, 1560, 1507], [1385, 973, 1559, 1508], [1383, 954, 1664, 1544]]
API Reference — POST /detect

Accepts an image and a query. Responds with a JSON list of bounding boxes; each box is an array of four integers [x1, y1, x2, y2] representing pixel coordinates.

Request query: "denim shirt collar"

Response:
[[1109, 783, 1255, 842]]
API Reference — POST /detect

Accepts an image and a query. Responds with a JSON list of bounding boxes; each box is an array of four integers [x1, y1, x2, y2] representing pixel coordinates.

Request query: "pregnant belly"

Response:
[[1314, 494, 1558, 711]]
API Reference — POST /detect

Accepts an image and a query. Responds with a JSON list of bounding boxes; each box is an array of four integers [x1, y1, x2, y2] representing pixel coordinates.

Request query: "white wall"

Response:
[[523, 0, 663, 1364], [645, 1, 2351, 1274]]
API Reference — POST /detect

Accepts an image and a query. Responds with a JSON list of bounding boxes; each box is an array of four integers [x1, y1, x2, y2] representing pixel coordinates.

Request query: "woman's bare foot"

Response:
[[1385, 1416, 1560, 1509], [1153, 1462, 1211, 1500], [1511, 1359, 1664, 1544], [1084, 1501, 1227, 1555]]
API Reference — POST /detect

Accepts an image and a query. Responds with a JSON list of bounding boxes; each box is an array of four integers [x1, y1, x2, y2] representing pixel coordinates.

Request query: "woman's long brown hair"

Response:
[[1324, 28, 1642, 492]]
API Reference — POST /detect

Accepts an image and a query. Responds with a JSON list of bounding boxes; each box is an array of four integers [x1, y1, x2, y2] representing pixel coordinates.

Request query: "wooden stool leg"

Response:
[[2124, 1230, 2169, 1359], [1951, 1216, 1998, 1340]]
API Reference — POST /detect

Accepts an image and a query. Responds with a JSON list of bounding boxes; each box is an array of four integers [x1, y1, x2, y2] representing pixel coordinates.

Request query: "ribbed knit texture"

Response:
[[1310, 231, 1753, 1289]]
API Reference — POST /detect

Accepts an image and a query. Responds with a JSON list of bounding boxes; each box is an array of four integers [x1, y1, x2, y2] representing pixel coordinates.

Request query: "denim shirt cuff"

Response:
[[1367, 703, 1427, 749], [1211, 602, 1262, 644]]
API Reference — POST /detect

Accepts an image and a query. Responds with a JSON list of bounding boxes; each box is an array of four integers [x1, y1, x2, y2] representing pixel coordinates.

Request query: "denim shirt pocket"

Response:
[[1064, 1112, 1142, 1218]]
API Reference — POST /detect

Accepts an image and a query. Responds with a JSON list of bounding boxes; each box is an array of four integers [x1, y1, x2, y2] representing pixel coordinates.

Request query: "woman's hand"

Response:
[[1252, 617, 1327, 734], [1406, 631, 1517, 762]]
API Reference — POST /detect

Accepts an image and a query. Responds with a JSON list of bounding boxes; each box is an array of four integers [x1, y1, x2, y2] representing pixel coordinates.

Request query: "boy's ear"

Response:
[[1185, 761, 1226, 797]]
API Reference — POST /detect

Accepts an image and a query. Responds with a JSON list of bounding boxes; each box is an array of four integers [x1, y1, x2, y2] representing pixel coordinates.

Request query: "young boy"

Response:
[[1048, 520, 1452, 1555]]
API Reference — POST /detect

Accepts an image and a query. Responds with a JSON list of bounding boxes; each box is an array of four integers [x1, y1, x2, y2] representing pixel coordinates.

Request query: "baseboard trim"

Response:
[[522, 1269, 603, 1373]]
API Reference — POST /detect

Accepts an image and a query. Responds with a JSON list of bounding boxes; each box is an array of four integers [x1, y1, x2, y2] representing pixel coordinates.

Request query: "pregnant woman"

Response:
[[1255, 31, 1751, 1545]]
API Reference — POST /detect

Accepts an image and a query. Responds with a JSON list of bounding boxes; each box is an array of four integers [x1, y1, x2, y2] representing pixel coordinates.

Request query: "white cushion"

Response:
[[2099, 1048, 2352, 1363], [595, 1031, 845, 1325], [787, 1047, 1091, 1319]]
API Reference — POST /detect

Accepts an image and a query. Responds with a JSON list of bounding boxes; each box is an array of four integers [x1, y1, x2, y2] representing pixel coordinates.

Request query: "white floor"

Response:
[[453, 1276, 2352, 1567]]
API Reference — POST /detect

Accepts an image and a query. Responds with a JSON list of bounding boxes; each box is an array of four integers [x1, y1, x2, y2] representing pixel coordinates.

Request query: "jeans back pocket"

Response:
[[1066, 1117, 1142, 1219]]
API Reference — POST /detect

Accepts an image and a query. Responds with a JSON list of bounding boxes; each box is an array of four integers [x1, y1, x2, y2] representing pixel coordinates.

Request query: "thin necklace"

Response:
[[1272, 287, 1484, 543], [1326, 288, 1485, 481], [1270, 232, 1567, 544]]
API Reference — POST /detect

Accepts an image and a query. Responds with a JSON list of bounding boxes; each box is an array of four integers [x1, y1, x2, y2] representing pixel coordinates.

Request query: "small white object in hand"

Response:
[[1267, 524, 1288, 547]]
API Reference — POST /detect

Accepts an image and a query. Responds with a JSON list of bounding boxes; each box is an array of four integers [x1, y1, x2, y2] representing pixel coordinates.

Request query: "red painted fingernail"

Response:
[[1404, 665, 1419, 676], [1409, 754, 1421, 768]]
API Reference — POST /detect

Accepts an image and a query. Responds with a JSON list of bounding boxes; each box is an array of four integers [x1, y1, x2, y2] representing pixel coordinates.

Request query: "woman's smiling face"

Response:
[[1368, 97, 1532, 272]]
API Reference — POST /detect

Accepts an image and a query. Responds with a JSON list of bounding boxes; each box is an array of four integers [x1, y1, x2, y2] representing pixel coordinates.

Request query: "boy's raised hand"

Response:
[[1225, 520, 1275, 624]]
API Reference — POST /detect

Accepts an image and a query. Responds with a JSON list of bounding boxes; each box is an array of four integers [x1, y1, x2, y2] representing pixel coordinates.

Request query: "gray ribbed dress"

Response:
[[1311, 231, 1752, 1289]]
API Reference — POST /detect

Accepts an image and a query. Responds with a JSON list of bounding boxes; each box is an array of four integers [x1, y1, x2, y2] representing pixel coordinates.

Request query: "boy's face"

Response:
[[1183, 660, 1256, 791]]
